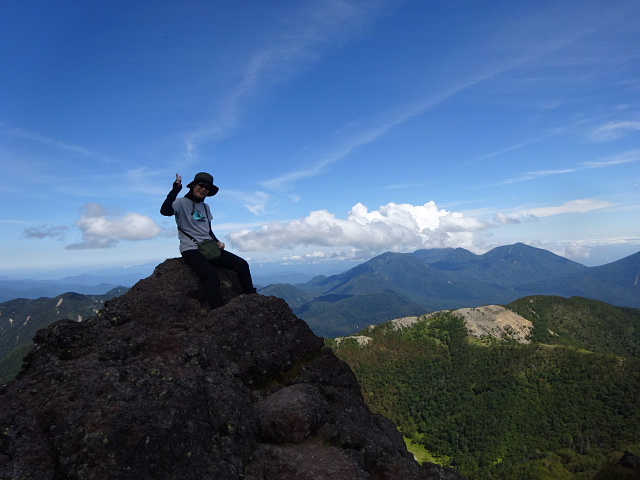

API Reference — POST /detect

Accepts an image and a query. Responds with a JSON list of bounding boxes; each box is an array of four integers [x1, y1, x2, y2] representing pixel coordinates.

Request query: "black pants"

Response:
[[181, 249, 255, 308]]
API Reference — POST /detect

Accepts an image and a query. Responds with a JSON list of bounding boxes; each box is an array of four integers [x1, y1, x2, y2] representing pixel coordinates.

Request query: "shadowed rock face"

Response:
[[0, 258, 466, 480]]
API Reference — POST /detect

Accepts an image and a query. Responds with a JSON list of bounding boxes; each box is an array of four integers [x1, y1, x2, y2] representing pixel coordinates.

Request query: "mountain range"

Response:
[[0, 266, 312, 302], [0, 287, 127, 382], [260, 243, 640, 337], [0, 271, 145, 302], [1, 243, 638, 378]]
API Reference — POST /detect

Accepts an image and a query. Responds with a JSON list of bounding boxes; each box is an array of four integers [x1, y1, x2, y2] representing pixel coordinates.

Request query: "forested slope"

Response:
[[330, 297, 640, 480]]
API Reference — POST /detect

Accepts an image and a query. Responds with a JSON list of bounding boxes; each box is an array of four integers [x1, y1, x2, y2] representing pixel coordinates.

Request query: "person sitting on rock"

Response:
[[161, 172, 257, 309]]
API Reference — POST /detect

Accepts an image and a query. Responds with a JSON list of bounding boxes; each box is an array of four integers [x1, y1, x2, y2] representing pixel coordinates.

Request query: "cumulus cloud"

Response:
[[66, 203, 163, 250], [561, 242, 593, 260], [228, 201, 492, 253]]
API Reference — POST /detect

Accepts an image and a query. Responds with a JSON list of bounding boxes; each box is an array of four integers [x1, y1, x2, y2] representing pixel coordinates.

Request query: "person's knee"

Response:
[[226, 255, 249, 272]]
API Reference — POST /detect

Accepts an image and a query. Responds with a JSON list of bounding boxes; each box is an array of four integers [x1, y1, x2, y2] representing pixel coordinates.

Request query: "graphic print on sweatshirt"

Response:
[[193, 208, 207, 222]]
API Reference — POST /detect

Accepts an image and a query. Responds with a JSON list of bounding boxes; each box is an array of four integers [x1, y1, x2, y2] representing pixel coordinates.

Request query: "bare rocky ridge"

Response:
[[338, 306, 533, 345], [441, 305, 533, 343], [0, 258, 466, 480]]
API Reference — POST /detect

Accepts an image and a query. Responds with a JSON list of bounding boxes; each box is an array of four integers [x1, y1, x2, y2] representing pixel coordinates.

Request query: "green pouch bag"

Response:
[[198, 239, 221, 260]]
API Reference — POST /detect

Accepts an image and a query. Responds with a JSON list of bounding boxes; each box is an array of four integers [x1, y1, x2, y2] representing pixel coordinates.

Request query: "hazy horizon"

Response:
[[2, 243, 637, 286]]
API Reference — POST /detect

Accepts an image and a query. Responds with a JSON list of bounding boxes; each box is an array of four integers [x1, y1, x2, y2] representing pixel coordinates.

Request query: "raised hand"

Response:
[[175, 173, 182, 186]]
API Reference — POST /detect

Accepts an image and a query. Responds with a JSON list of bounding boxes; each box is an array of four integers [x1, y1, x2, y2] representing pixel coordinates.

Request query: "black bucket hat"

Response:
[[187, 172, 219, 196]]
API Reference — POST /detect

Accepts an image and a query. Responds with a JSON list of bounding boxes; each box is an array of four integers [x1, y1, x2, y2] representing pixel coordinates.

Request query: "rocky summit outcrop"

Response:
[[0, 258, 466, 480]]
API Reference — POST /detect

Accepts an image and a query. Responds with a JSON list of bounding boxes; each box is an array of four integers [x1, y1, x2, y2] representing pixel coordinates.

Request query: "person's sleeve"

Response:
[[160, 182, 182, 216]]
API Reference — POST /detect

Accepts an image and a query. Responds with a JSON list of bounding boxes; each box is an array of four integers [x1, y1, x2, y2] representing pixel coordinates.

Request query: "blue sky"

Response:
[[2, 0, 639, 279]]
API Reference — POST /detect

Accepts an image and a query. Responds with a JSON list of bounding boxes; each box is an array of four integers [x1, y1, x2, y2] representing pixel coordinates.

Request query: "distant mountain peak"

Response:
[[265, 244, 639, 338]]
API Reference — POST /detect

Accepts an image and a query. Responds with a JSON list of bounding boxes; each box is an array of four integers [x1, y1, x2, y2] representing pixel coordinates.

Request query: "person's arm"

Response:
[[204, 204, 224, 249], [160, 174, 182, 216], [204, 203, 222, 245]]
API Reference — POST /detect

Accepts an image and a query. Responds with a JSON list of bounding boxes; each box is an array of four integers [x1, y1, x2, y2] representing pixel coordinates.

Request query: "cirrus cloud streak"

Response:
[[494, 199, 614, 224]]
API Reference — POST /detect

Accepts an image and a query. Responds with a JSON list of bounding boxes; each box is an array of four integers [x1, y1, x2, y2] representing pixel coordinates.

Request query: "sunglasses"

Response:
[[197, 182, 211, 190]]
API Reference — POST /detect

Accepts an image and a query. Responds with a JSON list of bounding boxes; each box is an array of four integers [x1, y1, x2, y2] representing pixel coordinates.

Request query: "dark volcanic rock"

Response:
[[0, 258, 465, 480]]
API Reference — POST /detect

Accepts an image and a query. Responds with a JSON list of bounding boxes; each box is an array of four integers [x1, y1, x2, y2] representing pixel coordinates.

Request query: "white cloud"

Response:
[[590, 121, 640, 142], [263, 249, 366, 264], [262, 68, 518, 192], [66, 203, 163, 250], [229, 201, 492, 253], [561, 242, 593, 260], [225, 190, 272, 215], [464, 138, 544, 166], [521, 199, 614, 218], [583, 149, 640, 168], [496, 199, 614, 223], [493, 212, 522, 225], [186, 0, 394, 155], [530, 237, 640, 265], [485, 150, 640, 188], [9, 128, 95, 156]]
